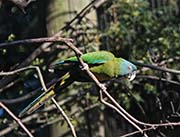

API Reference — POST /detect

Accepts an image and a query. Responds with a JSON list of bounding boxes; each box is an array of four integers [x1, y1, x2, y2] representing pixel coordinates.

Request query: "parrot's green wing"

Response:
[[55, 51, 115, 65], [49, 51, 116, 82]]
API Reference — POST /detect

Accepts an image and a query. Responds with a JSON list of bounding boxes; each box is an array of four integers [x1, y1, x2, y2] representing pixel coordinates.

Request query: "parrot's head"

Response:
[[119, 58, 137, 81]]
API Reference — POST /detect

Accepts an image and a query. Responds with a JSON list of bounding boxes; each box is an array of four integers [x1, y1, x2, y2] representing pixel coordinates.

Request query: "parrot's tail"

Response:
[[19, 89, 56, 117], [19, 72, 74, 117]]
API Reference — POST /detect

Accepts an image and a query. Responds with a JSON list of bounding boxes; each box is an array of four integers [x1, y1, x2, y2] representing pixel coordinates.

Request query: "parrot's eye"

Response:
[[128, 66, 133, 72]]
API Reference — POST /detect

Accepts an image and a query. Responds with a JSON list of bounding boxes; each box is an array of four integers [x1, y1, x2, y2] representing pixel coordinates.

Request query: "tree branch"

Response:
[[99, 90, 148, 136], [121, 122, 180, 137], [0, 102, 33, 137], [136, 75, 180, 85], [0, 36, 73, 48], [133, 61, 180, 74]]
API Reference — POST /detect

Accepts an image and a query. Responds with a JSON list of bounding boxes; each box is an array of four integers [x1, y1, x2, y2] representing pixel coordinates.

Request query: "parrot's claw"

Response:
[[99, 83, 107, 91], [81, 63, 89, 70], [48, 69, 54, 73]]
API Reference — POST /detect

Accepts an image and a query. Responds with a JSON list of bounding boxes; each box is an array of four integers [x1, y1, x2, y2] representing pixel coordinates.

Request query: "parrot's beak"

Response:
[[127, 71, 136, 81]]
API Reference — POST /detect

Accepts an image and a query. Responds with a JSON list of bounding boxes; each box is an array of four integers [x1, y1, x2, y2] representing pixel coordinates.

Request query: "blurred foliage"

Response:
[[102, 0, 180, 62], [0, 0, 180, 137]]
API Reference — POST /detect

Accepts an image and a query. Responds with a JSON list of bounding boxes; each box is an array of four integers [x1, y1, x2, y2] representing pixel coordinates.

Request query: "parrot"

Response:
[[19, 51, 137, 117]]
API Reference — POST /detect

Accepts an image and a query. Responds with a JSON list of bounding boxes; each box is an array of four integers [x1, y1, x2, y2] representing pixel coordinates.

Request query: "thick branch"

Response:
[[0, 36, 72, 48]]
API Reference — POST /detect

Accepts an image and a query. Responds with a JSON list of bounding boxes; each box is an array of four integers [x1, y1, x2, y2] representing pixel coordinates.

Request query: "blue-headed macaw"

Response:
[[19, 51, 137, 117]]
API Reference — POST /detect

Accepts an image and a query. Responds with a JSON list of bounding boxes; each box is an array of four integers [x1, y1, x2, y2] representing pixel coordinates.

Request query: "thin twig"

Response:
[[136, 75, 180, 85], [133, 61, 180, 74], [0, 79, 57, 104], [60, 0, 99, 31], [99, 84, 155, 127], [51, 98, 77, 137], [0, 36, 72, 48], [0, 79, 20, 93], [121, 122, 180, 137], [0, 102, 33, 137], [99, 90, 148, 137]]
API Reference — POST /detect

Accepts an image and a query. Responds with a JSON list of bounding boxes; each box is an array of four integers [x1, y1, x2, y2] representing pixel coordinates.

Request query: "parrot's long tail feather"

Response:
[[19, 89, 55, 117], [19, 72, 74, 117]]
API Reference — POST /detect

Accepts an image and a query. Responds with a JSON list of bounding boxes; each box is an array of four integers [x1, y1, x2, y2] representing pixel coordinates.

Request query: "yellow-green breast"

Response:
[[90, 59, 120, 81]]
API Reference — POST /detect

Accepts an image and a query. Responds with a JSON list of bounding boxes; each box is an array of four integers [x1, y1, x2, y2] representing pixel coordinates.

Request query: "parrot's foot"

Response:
[[48, 68, 54, 73], [99, 83, 107, 91], [80, 63, 89, 70]]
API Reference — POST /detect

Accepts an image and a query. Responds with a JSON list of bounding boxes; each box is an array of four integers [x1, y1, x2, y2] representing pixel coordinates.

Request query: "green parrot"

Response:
[[19, 51, 137, 117]]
